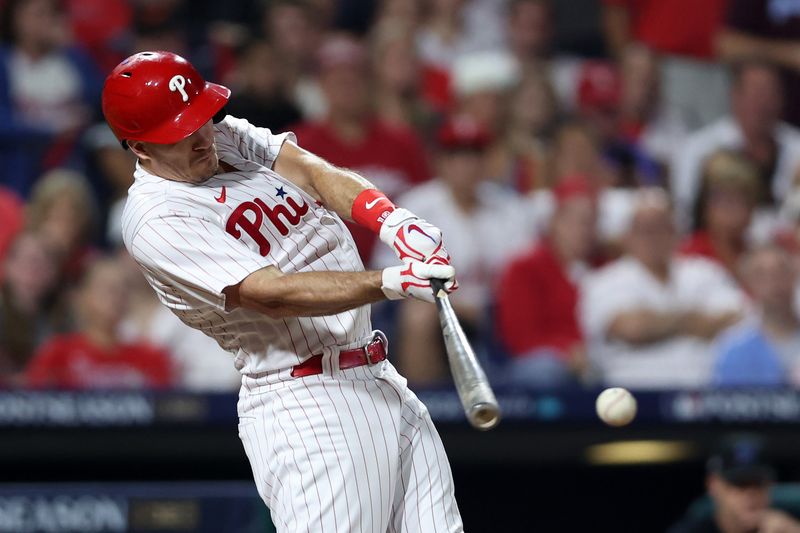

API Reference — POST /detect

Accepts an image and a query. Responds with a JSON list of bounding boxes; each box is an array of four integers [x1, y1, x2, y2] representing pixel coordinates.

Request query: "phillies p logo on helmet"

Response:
[[169, 75, 189, 102]]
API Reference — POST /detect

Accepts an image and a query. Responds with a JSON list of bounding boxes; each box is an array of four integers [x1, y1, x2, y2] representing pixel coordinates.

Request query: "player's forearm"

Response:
[[716, 29, 798, 69], [233, 267, 385, 318], [273, 141, 375, 220], [310, 164, 376, 221]]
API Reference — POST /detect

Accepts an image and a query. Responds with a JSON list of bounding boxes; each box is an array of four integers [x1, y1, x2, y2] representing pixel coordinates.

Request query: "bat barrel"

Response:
[[431, 278, 502, 431]]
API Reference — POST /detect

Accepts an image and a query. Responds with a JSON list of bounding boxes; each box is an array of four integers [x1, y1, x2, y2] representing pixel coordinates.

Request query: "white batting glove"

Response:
[[381, 262, 457, 303], [379, 208, 452, 266]]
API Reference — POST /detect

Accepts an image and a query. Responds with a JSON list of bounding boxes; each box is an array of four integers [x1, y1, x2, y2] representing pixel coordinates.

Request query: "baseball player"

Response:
[[102, 51, 463, 532]]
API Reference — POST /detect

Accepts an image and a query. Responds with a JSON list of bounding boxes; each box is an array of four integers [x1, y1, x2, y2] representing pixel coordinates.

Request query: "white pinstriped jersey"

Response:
[[121, 116, 373, 375]]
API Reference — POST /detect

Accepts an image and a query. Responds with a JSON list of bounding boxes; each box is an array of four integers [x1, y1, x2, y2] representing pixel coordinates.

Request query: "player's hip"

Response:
[[236, 330, 410, 414]]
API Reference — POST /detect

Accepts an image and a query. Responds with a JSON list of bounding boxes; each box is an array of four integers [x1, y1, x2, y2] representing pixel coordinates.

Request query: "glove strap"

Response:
[[351, 189, 396, 233]]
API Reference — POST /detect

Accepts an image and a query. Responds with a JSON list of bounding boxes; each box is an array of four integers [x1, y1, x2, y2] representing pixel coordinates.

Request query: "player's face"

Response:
[[709, 475, 771, 531], [136, 120, 219, 184]]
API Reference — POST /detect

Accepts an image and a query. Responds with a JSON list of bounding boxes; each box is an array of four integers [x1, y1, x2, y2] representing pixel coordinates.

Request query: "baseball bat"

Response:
[[431, 279, 501, 431]]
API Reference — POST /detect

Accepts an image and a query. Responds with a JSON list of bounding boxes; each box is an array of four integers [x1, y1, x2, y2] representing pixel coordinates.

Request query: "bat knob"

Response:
[[430, 278, 447, 296], [468, 402, 501, 431]]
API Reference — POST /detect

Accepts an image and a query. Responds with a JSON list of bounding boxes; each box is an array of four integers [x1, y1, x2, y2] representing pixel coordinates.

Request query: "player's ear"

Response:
[[127, 141, 150, 162]]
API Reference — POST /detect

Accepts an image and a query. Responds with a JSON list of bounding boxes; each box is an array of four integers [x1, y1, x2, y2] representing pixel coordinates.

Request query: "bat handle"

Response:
[[430, 278, 447, 297]]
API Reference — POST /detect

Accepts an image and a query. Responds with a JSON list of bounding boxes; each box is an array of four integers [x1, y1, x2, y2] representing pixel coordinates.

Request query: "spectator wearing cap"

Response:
[[0, 0, 102, 197], [65, 0, 131, 72], [0, 232, 67, 384], [580, 188, 746, 389], [451, 50, 520, 138], [450, 50, 522, 186], [712, 245, 800, 388], [602, 0, 730, 129], [680, 150, 760, 280], [374, 117, 535, 385], [416, 0, 506, 76], [292, 34, 430, 264], [671, 61, 800, 229], [27, 257, 172, 390], [495, 176, 599, 387], [669, 435, 800, 533]]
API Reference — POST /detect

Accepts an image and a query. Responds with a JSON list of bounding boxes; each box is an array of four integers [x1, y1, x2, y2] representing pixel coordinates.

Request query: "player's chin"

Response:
[[192, 153, 218, 183]]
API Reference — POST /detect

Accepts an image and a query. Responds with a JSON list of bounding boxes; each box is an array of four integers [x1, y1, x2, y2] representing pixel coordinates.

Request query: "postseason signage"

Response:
[[0, 494, 126, 533], [0, 483, 270, 533], [0, 389, 798, 428], [0, 392, 237, 427], [664, 390, 800, 423]]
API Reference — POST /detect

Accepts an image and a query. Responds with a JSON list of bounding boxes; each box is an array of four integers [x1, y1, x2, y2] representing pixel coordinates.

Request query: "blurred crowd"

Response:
[[4, 0, 800, 392]]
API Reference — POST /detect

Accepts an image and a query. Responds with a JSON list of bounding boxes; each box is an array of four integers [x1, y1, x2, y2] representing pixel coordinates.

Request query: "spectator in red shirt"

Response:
[[680, 150, 760, 281], [292, 34, 430, 264], [602, 0, 730, 128], [26, 257, 172, 390], [495, 176, 598, 387], [65, 0, 131, 72]]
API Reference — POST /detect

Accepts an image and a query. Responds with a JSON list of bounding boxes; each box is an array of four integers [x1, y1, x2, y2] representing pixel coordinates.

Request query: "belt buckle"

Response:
[[364, 337, 382, 365]]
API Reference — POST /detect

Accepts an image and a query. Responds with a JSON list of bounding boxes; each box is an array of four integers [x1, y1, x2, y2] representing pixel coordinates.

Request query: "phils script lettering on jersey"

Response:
[[225, 196, 309, 256]]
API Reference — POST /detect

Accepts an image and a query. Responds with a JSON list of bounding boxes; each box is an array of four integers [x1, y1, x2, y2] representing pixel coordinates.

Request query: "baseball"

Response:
[[596, 387, 637, 427]]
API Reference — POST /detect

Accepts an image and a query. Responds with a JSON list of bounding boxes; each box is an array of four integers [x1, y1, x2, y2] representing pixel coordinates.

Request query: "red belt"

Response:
[[290, 336, 387, 378]]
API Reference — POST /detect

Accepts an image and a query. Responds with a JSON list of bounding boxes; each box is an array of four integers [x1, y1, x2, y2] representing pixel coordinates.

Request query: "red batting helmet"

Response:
[[101, 51, 230, 146]]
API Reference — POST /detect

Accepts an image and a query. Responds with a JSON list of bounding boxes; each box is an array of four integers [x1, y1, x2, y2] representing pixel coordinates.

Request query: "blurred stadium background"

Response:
[[3, 0, 800, 531]]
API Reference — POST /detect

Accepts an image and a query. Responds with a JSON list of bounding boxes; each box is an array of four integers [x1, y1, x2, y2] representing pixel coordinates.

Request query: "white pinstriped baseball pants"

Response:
[[237, 355, 464, 533]]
